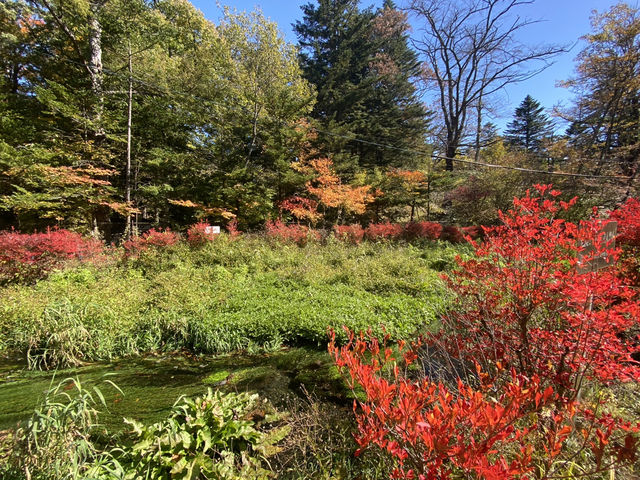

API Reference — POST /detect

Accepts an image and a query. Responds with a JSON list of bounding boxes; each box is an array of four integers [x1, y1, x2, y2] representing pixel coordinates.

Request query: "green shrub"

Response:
[[0, 379, 289, 480]]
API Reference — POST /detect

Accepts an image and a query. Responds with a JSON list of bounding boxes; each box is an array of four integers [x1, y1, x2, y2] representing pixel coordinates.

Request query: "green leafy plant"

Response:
[[121, 390, 289, 479], [3, 377, 122, 480]]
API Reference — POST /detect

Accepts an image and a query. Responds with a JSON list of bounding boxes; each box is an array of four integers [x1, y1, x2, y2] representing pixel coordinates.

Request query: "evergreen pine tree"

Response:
[[504, 95, 553, 154], [294, 0, 428, 170], [362, 0, 430, 168]]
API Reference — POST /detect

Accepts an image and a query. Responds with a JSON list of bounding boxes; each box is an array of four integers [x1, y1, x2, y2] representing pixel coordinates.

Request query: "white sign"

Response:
[[204, 225, 221, 235]]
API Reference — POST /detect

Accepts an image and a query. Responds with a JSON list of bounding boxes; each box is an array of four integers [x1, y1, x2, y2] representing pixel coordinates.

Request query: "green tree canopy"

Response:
[[0, 0, 315, 233], [560, 3, 640, 179], [504, 95, 553, 154], [294, 0, 429, 171]]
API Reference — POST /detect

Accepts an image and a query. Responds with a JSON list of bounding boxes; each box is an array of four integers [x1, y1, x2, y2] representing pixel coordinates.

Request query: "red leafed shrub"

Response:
[[610, 197, 640, 247], [123, 228, 180, 256], [226, 218, 241, 238], [610, 198, 640, 287], [329, 187, 640, 478], [330, 330, 639, 480], [440, 225, 465, 243], [441, 185, 640, 389], [461, 225, 484, 240], [365, 222, 404, 241], [0, 229, 103, 284], [186, 222, 217, 247], [403, 221, 443, 240], [265, 220, 319, 246], [333, 224, 365, 244]]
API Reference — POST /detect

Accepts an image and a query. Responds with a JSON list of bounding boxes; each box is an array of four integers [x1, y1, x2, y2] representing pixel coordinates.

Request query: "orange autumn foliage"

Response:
[[293, 157, 375, 216]]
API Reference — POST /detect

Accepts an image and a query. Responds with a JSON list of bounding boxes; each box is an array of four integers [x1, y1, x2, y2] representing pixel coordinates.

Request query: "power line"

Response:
[[311, 128, 634, 180], [430, 155, 632, 180]]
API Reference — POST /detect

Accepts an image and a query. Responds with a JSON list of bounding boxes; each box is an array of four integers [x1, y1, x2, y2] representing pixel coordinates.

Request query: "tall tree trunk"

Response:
[[445, 143, 456, 171], [125, 41, 134, 238], [11, 62, 20, 94], [88, 0, 104, 139], [474, 96, 483, 162], [426, 172, 431, 221]]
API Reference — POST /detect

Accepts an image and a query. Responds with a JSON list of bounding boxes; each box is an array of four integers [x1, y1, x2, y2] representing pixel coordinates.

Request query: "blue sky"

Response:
[[191, 0, 625, 132]]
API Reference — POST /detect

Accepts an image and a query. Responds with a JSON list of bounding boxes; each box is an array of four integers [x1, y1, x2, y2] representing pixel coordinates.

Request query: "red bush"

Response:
[[333, 224, 365, 244], [330, 188, 640, 478], [333, 221, 477, 244], [226, 218, 241, 238], [461, 225, 484, 240], [0, 229, 103, 284], [265, 220, 319, 246], [123, 228, 180, 256], [610, 197, 640, 247], [330, 330, 639, 480], [186, 222, 218, 247], [364, 222, 404, 241], [403, 221, 443, 240], [329, 185, 640, 480], [610, 197, 640, 287], [440, 225, 465, 243], [441, 185, 640, 389]]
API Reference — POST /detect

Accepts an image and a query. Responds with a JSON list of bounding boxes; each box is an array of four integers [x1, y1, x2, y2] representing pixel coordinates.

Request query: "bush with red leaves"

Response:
[[226, 218, 241, 238], [265, 220, 319, 246], [403, 221, 443, 241], [440, 225, 465, 243], [610, 198, 640, 287], [364, 222, 404, 241], [123, 228, 180, 257], [186, 222, 218, 247], [333, 224, 365, 244], [329, 187, 640, 479], [330, 329, 640, 480], [0, 229, 103, 284], [333, 221, 476, 244], [461, 225, 485, 240], [440, 185, 640, 391], [611, 198, 640, 247]]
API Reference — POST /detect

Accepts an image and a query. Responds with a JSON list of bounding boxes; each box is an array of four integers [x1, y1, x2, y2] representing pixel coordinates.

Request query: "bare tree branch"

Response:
[[406, 0, 566, 170]]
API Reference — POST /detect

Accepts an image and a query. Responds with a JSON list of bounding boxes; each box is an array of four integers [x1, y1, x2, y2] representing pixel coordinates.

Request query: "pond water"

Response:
[[0, 348, 348, 431]]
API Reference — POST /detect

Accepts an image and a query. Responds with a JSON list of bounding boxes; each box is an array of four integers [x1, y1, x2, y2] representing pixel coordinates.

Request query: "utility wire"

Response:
[[432, 154, 632, 179], [311, 128, 634, 180]]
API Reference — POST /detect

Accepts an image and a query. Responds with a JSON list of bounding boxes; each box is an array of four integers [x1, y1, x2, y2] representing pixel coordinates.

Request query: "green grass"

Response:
[[0, 236, 464, 368]]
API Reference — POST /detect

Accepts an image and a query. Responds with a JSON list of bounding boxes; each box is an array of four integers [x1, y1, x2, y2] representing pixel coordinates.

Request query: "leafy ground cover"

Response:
[[0, 236, 461, 369], [0, 237, 458, 478]]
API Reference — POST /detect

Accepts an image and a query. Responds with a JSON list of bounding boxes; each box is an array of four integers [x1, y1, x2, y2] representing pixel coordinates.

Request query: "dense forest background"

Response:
[[1, 0, 638, 239]]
